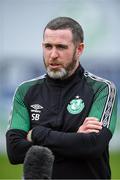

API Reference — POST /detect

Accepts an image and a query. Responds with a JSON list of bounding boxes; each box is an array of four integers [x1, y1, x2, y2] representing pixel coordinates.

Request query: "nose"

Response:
[[50, 47, 58, 59]]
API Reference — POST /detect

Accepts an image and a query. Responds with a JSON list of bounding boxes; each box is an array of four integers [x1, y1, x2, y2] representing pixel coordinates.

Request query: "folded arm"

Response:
[[6, 80, 117, 164]]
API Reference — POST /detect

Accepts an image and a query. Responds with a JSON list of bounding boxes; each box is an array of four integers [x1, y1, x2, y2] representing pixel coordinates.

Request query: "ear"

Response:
[[77, 43, 84, 56]]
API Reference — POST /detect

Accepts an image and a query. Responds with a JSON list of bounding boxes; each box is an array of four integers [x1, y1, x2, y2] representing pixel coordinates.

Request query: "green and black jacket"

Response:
[[6, 65, 117, 179]]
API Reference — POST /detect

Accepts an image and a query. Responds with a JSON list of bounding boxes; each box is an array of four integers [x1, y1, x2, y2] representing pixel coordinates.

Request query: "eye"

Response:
[[44, 43, 52, 50], [56, 44, 68, 50]]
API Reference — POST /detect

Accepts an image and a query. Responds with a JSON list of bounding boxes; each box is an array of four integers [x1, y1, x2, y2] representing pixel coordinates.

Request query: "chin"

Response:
[[47, 68, 68, 79]]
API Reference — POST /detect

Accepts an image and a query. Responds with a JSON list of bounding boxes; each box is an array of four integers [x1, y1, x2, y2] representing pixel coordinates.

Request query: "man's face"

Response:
[[42, 28, 83, 79]]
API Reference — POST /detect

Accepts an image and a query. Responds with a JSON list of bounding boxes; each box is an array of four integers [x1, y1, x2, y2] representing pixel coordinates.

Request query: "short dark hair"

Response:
[[43, 17, 84, 44]]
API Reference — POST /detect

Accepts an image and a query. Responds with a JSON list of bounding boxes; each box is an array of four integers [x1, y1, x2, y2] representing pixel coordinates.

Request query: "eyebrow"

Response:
[[43, 43, 68, 48], [56, 44, 68, 49]]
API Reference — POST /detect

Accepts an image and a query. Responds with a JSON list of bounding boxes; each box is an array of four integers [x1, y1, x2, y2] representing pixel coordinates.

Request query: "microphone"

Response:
[[23, 145, 54, 179]]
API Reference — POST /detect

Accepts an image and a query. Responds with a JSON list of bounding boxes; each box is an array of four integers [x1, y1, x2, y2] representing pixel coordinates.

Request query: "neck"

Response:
[[67, 61, 80, 79]]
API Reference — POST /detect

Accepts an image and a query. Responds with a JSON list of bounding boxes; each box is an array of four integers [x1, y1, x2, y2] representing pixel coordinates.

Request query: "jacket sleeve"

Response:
[[6, 129, 32, 164], [31, 125, 112, 158], [6, 80, 118, 163], [31, 81, 117, 158], [87, 81, 118, 135], [6, 84, 32, 164]]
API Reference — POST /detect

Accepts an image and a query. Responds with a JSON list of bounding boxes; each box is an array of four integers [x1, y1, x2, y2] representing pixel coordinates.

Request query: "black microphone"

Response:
[[23, 145, 54, 179]]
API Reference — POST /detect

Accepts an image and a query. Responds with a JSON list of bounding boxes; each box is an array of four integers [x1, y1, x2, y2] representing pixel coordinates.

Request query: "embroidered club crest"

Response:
[[67, 96, 85, 114]]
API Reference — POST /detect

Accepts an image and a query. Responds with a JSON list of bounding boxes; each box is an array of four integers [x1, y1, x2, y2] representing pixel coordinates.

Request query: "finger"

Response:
[[89, 121, 102, 126], [86, 129, 100, 133], [27, 130, 32, 142], [84, 120, 102, 127], [85, 124, 102, 130], [84, 118, 102, 125], [85, 117, 100, 122], [85, 117, 103, 123]]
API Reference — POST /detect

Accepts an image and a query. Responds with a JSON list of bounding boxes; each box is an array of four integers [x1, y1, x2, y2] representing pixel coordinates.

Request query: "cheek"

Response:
[[63, 51, 75, 62], [43, 53, 49, 66], [43, 49, 47, 57], [62, 51, 72, 59], [43, 50, 50, 60]]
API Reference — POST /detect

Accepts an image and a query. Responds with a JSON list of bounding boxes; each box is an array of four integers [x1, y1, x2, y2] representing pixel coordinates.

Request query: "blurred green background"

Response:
[[0, 151, 120, 179]]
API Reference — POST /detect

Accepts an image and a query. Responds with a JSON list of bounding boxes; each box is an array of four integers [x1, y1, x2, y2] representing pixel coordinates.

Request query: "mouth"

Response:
[[49, 63, 62, 69]]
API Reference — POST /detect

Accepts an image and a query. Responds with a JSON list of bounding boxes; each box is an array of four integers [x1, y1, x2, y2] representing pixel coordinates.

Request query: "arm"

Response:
[[28, 82, 117, 158], [6, 81, 117, 163], [29, 124, 111, 159], [6, 129, 32, 164], [6, 85, 32, 164]]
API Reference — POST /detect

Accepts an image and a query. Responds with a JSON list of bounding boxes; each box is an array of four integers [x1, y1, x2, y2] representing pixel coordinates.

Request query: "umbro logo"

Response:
[[30, 104, 43, 121], [30, 104, 43, 113]]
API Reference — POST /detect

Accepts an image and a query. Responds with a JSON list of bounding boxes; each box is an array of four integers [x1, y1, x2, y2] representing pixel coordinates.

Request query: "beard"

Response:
[[47, 67, 68, 79], [43, 51, 78, 80]]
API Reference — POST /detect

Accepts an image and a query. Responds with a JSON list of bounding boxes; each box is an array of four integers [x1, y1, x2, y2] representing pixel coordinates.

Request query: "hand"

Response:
[[77, 117, 102, 134], [27, 130, 33, 142]]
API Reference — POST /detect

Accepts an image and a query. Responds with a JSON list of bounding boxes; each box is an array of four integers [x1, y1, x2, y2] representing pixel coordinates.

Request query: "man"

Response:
[[6, 17, 117, 179]]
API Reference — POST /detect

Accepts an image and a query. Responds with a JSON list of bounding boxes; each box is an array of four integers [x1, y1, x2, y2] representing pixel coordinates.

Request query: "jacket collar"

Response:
[[46, 64, 84, 87]]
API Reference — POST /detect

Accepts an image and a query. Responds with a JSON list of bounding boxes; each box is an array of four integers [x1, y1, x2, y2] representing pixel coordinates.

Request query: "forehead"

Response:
[[43, 28, 73, 44]]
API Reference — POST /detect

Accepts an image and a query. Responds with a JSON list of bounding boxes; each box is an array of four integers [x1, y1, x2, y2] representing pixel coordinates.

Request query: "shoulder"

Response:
[[19, 74, 46, 88], [15, 74, 46, 97], [84, 71, 117, 93]]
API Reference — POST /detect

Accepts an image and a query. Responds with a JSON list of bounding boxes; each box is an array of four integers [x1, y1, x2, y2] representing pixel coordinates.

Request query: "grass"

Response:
[[0, 152, 120, 179], [110, 151, 120, 179], [0, 155, 23, 179]]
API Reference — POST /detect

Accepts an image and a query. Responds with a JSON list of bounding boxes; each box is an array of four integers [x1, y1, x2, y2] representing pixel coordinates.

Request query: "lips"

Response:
[[49, 63, 61, 69]]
